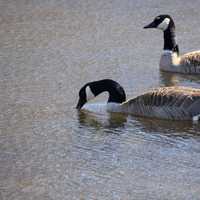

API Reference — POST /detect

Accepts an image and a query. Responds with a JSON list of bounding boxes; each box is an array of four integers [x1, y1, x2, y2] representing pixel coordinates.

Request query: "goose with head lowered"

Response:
[[76, 79, 200, 121], [144, 14, 200, 74]]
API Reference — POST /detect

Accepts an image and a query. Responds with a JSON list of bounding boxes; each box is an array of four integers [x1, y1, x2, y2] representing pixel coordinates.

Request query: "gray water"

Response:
[[1, 0, 200, 199]]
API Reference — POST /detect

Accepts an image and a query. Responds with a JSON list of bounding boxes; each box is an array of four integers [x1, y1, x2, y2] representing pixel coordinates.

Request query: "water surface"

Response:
[[1, 0, 200, 199]]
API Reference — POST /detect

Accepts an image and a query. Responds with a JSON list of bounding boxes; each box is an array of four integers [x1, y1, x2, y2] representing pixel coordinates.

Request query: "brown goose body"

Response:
[[160, 50, 200, 74], [120, 86, 200, 120]]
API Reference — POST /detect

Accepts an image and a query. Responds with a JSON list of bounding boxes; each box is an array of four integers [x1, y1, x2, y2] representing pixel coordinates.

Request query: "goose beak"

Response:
[[76, 98, 85, 110], [144, 21, 156, 29]]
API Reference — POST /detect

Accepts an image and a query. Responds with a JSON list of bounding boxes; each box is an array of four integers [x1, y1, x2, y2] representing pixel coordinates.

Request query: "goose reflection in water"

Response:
[[77, 107, 200, 139], [160, 71, 200, 87], [77, 109, 128, 131], [134, 116, 200, 137]]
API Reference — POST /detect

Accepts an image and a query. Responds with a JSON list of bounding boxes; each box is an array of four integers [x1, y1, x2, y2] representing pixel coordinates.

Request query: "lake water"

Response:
[[1, 0, 200, 199]]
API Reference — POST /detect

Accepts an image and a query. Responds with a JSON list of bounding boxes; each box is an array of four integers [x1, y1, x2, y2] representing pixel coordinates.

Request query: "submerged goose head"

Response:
[[144, 14, 175, 31], [76, 79, 126, 110]]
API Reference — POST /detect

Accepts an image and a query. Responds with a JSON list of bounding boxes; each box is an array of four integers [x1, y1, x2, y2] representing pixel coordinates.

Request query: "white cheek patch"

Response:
[[86, 86, 95, 101], [157, 18, 170, 31]]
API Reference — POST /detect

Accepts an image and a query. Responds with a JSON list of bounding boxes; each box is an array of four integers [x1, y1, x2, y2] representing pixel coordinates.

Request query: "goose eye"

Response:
[[156, 17, 160, 20]]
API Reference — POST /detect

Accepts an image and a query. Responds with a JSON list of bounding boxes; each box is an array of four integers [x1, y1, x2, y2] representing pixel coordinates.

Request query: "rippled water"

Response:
[[1, 0, 200, 199]]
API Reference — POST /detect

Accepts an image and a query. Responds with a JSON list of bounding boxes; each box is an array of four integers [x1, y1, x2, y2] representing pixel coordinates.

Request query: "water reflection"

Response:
[[77, 108, 200, 139], [134, 116, 200, 137], [160, 71, 200, 87], [77, 110, 128, 130]]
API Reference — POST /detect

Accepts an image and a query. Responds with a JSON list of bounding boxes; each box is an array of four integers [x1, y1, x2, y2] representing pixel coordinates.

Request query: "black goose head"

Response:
[[76, 79, 126, 110], [144, 15, 177, 51], [144, 15, 175, 31]]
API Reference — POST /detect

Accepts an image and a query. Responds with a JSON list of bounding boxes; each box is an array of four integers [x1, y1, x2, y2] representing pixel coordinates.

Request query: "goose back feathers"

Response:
[[121, 86, 200, 120]]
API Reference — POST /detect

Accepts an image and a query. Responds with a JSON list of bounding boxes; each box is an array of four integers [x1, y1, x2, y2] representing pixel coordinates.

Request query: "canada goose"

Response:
[[76, 79, 200, 121], [144, 14, 200, 74]]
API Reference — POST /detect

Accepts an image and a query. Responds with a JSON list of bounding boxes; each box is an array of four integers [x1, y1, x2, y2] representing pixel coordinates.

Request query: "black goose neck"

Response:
[[163, 25, 177, 51], [89, 79, 126, 104]]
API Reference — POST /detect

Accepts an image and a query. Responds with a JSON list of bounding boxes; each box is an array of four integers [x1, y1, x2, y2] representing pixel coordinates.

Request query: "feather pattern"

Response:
[[160, 51, 200, 74], [179, 51, 200, 74], [121, 86, 200, 120]]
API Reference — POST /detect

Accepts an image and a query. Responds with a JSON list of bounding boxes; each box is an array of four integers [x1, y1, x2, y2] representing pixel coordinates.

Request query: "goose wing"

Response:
[[122, 87, 200, 120], [180, 51, 200, 73]]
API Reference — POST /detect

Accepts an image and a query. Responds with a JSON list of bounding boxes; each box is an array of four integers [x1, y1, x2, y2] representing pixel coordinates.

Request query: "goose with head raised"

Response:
[[144, 14, 200, 74]]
